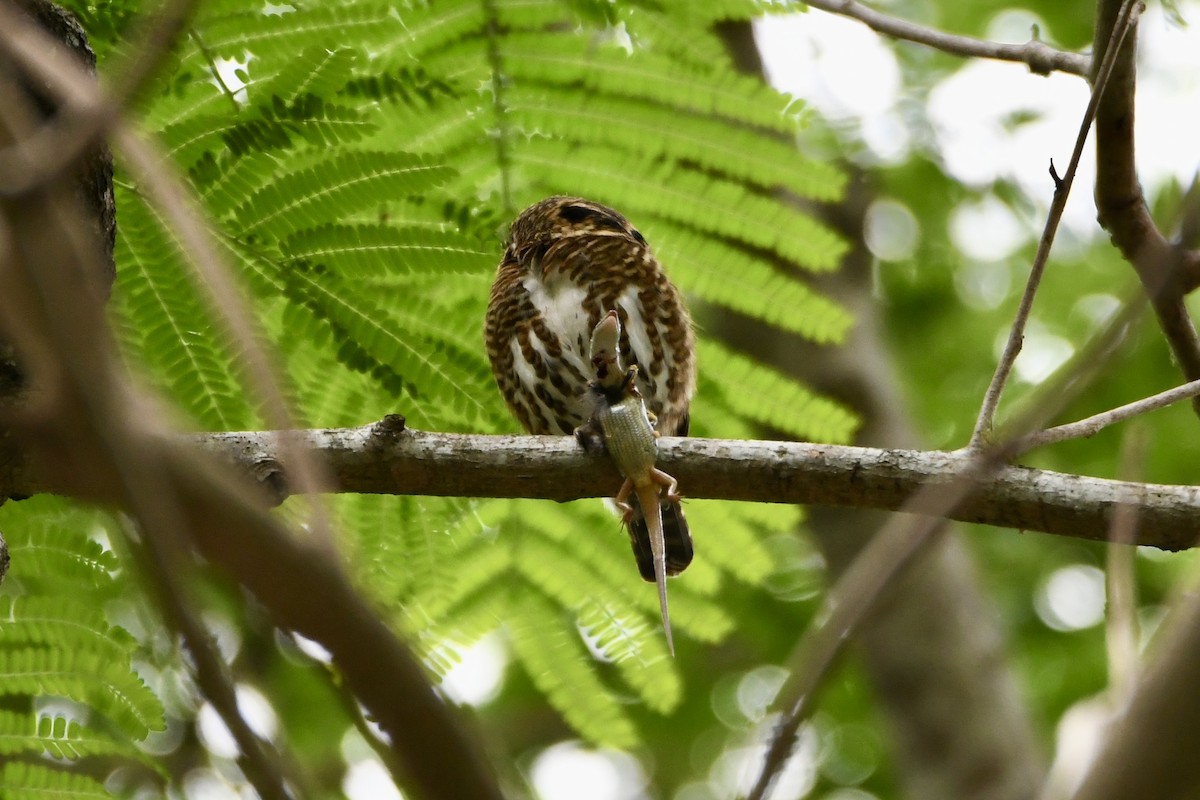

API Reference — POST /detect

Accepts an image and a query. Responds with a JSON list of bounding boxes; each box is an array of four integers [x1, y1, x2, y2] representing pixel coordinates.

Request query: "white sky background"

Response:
[[754, 3, 1200, 252]]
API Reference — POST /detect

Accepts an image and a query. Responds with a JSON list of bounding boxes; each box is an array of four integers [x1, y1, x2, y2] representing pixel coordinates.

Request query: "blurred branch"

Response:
[[0, 0, 337, 549], [802, 0, 1090, 76], [0, 24, 502, 800], [748, 255, 1152, 798], [0, 0, 196, 195], [8, 422, 1200, 548], [1105, 426, 1145, 708], [120, 516, 300, 800], [1069, 555, 1200, 800]]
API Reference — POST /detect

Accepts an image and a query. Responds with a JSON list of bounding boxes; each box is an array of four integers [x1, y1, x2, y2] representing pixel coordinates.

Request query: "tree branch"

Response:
[[9, 419, 1198, 549], [1091, 0, 1200, 414], [803, 0, 1090, 76], [1013, 377, 1200, 454]]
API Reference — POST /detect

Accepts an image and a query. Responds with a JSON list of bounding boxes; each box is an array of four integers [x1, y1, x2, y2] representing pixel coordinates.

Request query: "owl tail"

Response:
[[625, 496, 693, 581]]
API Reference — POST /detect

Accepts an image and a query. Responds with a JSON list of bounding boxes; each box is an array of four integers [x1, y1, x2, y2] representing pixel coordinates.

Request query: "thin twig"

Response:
[[804, 0, 1090, 76], [969, 0, 1143, 448], [1013, 377, 1200, 455], [189, 29, 244, 113]]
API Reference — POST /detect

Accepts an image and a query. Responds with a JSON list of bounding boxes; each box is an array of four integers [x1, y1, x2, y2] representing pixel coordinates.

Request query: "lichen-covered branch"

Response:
[[9, 418, 1197, 549]]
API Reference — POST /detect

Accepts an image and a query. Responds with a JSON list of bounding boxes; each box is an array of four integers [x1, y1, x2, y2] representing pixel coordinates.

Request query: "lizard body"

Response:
[[578, 311, 679, 655]]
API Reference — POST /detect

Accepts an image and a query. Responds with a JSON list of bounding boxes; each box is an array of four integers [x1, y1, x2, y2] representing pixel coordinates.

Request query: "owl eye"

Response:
[[559, 203, 625, 231]]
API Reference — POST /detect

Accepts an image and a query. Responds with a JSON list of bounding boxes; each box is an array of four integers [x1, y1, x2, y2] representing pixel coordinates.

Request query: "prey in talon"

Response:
[[577, 310, 683, 656]]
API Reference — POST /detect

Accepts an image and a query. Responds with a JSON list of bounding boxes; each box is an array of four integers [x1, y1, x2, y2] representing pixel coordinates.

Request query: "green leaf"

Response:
[[507, 584, 638, 748], [0, 649, 165, 741], [282, 224, 494, 277], [697, 339, 860, 443], [0, 761, 112, 800], [232, 151, 456, 238]]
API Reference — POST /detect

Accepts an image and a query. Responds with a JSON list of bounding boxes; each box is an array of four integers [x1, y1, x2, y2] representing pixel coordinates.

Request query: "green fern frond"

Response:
[[651, 224, 854, 344], [577, 600, 680, 714], [283, 336, 389, 426], [377, 96, 490, 156], [0, 596, 134, 661], [420, 586, 507, 679], [0, 649, 165, 741], [141, 67, 231, 133], [683, 500, 785, 586], [495, 33, 801, 135], [160, 112, 245, 171], [516, 503, 733, 643], [115, 192, 252, 430], [409, 526, 511, 623], [492, 0, 596, 29], [223, 100, 376, 158], [0, 711, 146, 762], [507, 584, 639, 748], [363, 494, 463, 614], [275, 263, 492, 428], [379, 2, 487, 66], [0, 500, 161, 785], [512, 140, 847, 271], [697, 339, 860, 443], [195, 151, 284, 215], [282, 224, 494, 277], [232, 151, 455, 238], [252, 46, 359, 106], [0, 761, 111, 800], [621, 6, 735, 70], [505, 85, 843, 201], [192, 4, 403, 65], [2, 501, 117, 591], [344, 64, 464, 110]]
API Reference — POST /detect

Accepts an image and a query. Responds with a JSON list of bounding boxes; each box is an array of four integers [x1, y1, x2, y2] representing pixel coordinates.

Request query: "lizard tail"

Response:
[[625, 495, 693, 582], [634, 484, 675, 657]]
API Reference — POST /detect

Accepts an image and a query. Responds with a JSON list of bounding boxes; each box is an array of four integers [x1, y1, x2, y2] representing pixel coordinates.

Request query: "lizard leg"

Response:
[[615, 478, 637, 522], [650, 467, 681, 503]]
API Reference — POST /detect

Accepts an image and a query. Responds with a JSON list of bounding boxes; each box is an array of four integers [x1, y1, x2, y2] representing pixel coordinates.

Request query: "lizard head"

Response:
[[589, 309, 624, 388]]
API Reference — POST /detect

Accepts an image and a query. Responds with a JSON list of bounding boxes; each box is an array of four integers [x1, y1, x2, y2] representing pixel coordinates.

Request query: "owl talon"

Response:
[[574, 423, 605, 452]]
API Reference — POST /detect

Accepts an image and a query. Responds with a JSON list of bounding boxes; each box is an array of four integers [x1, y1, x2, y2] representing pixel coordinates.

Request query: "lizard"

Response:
[[576, 310, 682, 656]]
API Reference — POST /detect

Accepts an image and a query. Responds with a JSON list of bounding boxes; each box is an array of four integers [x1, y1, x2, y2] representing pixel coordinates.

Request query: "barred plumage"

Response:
[[485, 196, 696, 579]]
